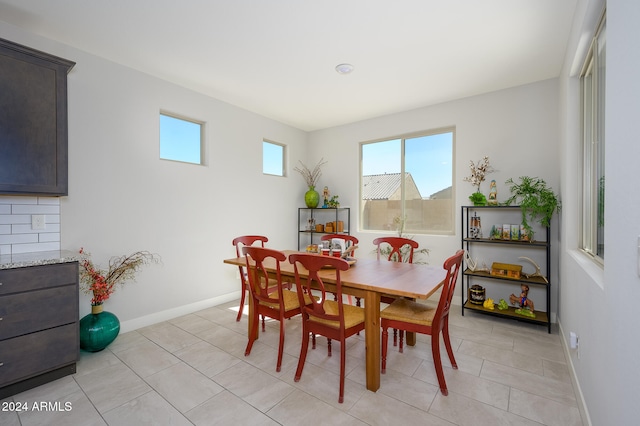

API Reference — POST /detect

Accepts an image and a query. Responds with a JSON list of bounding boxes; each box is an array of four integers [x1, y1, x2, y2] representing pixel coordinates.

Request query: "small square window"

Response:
[[160, 113, 203, 165], [263, 140, 285, 176]]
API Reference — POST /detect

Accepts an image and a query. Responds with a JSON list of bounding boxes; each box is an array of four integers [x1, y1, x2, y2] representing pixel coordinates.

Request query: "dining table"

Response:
[[223, 250, 447, 392]]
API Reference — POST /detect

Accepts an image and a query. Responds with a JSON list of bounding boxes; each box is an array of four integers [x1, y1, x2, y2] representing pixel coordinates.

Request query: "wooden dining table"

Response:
[[223, 250, 447, 392]]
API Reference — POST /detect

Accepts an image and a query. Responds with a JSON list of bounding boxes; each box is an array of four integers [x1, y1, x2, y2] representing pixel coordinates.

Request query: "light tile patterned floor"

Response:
[[1, 299, 585, 425]]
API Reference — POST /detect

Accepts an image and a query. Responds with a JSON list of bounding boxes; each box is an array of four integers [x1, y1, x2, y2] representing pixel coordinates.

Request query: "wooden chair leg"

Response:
[[327, 338, 332, 357], [393, 329, 398, 346], [295, 326, 311, 382], [381, 327, 389, 374], [276, 319, 285, 372], [245, 311, 259, 356], [399, 330, 404, 353], [338, 342, 346, 403], [432, 333, 448, 396], [442, 319, 458, 369], [262, 315, 266, 331]]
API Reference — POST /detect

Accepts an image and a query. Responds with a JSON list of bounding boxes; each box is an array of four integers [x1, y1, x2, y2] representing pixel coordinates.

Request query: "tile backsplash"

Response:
[[0, 196, 61, 255]]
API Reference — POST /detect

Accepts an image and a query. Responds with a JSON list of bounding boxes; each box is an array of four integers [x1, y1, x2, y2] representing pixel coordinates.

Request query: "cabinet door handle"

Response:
[[0, 362, 3, 367]]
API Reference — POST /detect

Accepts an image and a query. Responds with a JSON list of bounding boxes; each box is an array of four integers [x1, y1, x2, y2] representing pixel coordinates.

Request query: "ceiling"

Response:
[[0, 0, 578, 132]]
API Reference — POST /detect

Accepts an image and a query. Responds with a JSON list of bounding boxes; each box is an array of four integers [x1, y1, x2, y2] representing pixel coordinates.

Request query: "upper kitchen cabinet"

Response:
[[0, 38, 75, 196]]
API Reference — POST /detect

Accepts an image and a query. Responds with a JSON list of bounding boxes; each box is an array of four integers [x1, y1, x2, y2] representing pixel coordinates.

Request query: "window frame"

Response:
[[262, 139, 286, 177], [159, 111, 205, 165], [359, 127, 455, 235], [580, 11, 606, 264]]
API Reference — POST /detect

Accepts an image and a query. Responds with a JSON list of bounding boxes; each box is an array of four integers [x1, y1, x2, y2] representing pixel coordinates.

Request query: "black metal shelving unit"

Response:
[[298, 208, 350, 251], [461, 205, 551, 333]]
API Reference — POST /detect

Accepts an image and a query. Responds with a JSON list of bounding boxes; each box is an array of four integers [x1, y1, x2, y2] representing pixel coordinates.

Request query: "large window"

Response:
[[263, 140, 285, 176], [360, 128, 454, 234], [581, 13, 605, 263], [160, 112, 204, 165]]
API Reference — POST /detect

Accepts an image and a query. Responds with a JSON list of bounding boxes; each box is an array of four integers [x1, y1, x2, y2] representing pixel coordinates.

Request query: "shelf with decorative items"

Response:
[[298, 207, 350, 251], [461, 205, 552, 333]]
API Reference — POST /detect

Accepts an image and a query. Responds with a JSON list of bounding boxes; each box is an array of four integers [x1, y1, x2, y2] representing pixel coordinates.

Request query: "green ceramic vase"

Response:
[[305, 186, 320, 208], [79, 305, 120, 352]]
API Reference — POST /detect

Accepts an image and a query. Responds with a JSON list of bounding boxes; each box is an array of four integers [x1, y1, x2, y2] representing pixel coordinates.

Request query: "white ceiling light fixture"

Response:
[[335, 63, 354, 75]]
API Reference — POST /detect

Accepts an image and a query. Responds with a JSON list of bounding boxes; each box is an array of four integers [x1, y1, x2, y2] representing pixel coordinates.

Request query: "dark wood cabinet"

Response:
[[0, 262, 79, 398], [0, 38, 75, 195]]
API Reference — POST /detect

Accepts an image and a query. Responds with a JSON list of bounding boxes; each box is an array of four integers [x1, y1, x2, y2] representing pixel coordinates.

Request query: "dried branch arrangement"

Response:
[[293, 158, 327, 188]]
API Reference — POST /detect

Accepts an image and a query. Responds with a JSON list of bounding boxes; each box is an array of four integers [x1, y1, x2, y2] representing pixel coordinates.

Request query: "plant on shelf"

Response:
[[504, 176, 561, 239], [326, 195, 340, 208], [463, 156, 494, 205], [294, 158, 327, 208], [468, 192, 487, 206], [374, 216, 430, 264]]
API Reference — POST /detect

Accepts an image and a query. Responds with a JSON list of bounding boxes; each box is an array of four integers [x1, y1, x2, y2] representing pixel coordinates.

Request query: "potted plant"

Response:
[[468, 192, 487, 206], [463, 156, 494, 205], [294, 158, 327, 208], [504, 176, 561, 239]]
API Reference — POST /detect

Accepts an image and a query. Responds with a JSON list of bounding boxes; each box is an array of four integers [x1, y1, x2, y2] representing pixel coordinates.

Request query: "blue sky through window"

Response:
[[160, 113, 202, 164], [263, 141, 284, 176], [362, 132, 452, 198]]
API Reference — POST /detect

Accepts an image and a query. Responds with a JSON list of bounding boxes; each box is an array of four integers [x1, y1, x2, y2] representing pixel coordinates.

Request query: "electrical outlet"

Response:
[[31, 214, 46, 230]]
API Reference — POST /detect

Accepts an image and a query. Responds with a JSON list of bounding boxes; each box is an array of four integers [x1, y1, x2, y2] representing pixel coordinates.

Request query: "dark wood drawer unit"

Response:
[[0, 262, 79, 398]]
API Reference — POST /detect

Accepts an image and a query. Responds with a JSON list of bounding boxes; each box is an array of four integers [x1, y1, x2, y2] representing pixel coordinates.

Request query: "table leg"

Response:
[[364, 291, 381, 392], [406, 332, 416, 346]]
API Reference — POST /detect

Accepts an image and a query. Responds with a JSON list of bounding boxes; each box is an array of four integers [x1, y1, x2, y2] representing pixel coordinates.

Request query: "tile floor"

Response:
[[1, 299, 585, 425]]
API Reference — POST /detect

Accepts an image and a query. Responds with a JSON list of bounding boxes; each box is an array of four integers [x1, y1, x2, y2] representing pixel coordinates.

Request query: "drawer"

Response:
[[0, 285, 78, 340], [0, 262, 78, 296], [0, 323, 78, 387]]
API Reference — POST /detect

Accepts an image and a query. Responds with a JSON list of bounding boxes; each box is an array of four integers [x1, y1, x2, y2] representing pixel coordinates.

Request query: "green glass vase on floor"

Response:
[[79, 304, 120, 352]]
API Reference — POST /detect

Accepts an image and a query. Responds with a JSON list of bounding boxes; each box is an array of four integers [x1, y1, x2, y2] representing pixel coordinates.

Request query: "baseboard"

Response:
[[558, 322, 592, 426], [119, 291, 241, 333]]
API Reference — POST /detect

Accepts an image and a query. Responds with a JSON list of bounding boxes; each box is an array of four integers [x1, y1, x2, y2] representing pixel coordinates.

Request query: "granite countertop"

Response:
[[0, 250, 80, 270]]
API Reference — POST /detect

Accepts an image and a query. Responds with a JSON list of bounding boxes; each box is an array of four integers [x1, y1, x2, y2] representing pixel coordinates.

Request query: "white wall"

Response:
[[308, 79, 561, 318], [559, 0, 640, 425], [0, 21, 309, 329]]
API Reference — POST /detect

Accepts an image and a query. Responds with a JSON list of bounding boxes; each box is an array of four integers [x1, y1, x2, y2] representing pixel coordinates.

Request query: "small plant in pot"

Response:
[[468, 192, 487, 206], [463, 156, 494, 205], [504, 176, 561, 239]]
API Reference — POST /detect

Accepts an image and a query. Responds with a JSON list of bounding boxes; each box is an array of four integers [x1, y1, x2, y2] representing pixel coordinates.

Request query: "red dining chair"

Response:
[[243, 246, 315, 372], [380, 249, 464, 396], [232, 235, 268, 322], [289, 253, 365, 404], [373, 236, 420, 346], [320, 234, 359, 306]]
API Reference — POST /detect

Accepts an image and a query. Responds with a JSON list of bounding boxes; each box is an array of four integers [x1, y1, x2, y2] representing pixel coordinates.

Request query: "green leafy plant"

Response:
[[327, 195, 340, 208], [468, 192, 487, 206], [504, 176, 561, 239]]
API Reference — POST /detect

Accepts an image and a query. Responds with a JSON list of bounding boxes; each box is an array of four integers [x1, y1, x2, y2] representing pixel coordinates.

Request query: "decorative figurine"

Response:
[[322, 186, 330, 208], [509, 284, 535, 318], [464, 251, 490, 273], [488, 179, 498, 205]]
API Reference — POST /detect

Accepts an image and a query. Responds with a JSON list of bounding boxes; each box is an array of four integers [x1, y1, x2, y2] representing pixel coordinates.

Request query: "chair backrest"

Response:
[[242, 246, 286, 306], [233, 235, 268, 257], [233, 235, 268, 283], [373, 236, 419, 263], [434, 250, 464, 328], [289, 253, 350, 324], [320, 234, 359, 257]]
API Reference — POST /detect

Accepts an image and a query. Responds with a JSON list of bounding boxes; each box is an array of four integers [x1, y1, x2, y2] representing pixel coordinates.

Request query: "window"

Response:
[[580, 12, 605, 262], [160, 112, 203, 165], [263, 140, 285, 176], [360, 128, 454, 234]]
